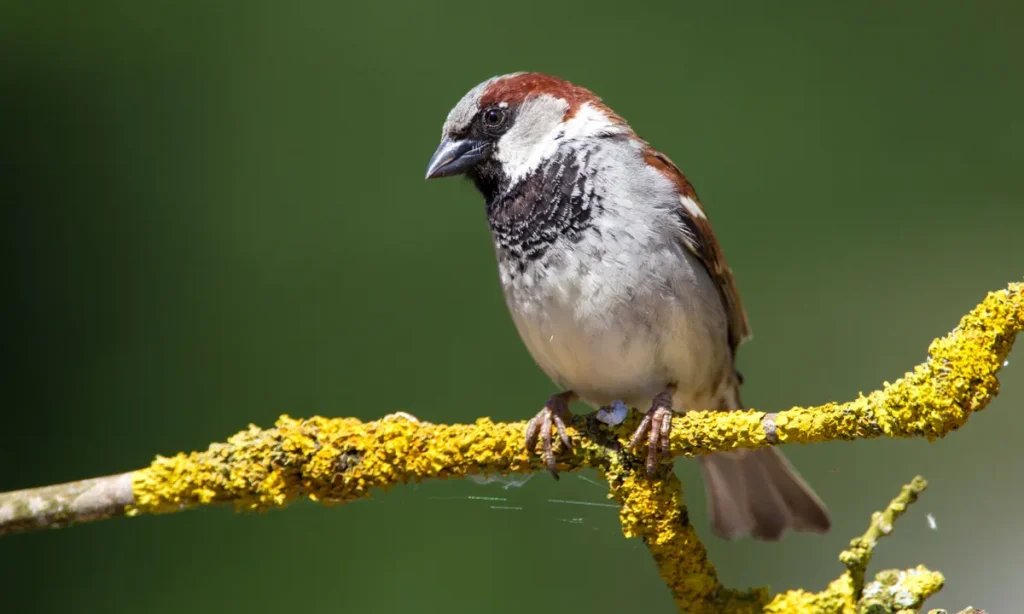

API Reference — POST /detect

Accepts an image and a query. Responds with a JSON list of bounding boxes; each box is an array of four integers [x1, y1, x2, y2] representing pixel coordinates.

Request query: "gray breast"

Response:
[[492, 140, 731, 408]]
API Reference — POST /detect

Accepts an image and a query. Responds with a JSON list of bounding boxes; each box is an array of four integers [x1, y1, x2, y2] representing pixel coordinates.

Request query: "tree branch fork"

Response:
[[2, 282, 1019, 614]]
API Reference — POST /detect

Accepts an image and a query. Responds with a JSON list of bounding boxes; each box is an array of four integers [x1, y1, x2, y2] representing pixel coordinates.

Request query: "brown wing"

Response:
[[643, 147, 751, 352]]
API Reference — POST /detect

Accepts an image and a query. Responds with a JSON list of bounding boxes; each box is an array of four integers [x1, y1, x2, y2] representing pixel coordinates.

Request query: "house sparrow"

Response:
[[425, 73, 829, 540]]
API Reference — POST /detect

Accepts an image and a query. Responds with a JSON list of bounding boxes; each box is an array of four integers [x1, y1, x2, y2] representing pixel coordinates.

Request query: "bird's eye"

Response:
[[482, 108, 506, 128]]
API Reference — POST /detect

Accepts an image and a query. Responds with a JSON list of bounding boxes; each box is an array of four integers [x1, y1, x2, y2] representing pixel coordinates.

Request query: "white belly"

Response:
[[500, 234, 731, 410]]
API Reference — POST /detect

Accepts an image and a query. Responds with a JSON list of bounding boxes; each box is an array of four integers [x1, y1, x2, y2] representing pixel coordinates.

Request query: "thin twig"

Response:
[[841, 476, 929, 594]]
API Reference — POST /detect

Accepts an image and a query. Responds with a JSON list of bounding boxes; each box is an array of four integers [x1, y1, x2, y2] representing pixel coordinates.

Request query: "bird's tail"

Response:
[[698, 378, 830, 540], [698, 447, 831, 540]]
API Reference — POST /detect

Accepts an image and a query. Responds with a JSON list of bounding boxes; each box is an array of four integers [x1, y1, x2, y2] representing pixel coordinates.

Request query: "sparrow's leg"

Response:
[[628, 385, 676, 476], [524, 390, 577, 478]]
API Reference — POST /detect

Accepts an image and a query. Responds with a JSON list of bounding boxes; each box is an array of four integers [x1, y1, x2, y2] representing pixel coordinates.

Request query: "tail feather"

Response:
[[699, 447, 830, 541]]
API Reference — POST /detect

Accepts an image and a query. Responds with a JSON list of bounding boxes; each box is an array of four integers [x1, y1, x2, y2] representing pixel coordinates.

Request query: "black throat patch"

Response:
[[470, 150, 599, 265]]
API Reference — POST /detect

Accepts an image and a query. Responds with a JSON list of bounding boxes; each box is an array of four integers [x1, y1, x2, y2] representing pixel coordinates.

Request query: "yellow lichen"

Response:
[[763, 575, 857, 614], [606, 460, 769, 613], [897, 566, 946, 607]]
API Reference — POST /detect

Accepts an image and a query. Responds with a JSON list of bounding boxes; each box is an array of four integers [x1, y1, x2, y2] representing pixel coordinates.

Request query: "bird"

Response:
[[424, 72, 830, 540]]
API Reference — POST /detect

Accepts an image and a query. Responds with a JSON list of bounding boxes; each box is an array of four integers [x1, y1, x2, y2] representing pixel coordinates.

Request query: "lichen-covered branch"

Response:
[[1, 283, 1019, 613], [603, 469, 950, 613], [604, 461, 769, 613], [113, 282, 1018, 519], [840, 476, 929, 596], [762, 477, 943, 614]]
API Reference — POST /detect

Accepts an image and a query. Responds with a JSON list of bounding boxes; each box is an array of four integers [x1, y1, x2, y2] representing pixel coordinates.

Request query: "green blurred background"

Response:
[[2, 1, 1021, 612]]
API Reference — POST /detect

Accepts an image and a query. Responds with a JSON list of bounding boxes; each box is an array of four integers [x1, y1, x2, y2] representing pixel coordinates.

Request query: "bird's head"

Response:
[[425, 72, 630, 195]]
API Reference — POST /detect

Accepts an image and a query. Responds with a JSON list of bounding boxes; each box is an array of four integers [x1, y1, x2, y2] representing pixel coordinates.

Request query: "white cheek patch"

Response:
[[496, 100, 628, 185], [494, 95, 569, 184]]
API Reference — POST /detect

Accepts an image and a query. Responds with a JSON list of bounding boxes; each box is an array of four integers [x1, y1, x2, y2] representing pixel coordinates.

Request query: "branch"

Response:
[[763, 477, 943, 613], [613, 470, 943, 613], [840, 476, 928, 596], [0, 473, 134, 535], [1, 282, 1019, 614], [607, 461, 769, 613]]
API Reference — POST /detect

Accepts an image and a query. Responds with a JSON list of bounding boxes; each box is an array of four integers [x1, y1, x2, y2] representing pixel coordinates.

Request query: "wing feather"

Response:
[[643, 147, 751, 352]]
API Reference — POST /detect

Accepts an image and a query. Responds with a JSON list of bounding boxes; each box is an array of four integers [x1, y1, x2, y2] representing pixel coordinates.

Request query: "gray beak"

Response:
[[425, 136, 487, 179]]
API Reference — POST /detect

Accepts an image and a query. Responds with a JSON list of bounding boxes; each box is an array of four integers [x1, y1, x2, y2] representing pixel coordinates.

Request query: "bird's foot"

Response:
[[628, 386, 676, 476], [524, 391, 577, 478]]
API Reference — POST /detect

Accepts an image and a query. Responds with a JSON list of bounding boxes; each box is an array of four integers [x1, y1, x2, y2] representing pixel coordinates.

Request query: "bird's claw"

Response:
[[524, 391, 576, 478], [629, 388, 675, 476]]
